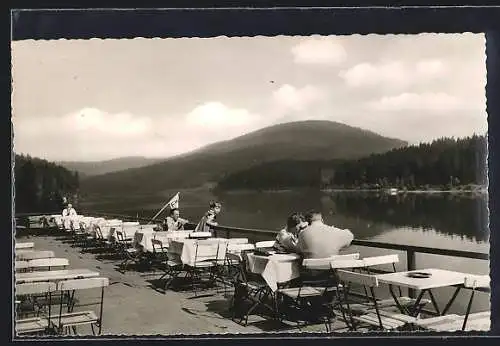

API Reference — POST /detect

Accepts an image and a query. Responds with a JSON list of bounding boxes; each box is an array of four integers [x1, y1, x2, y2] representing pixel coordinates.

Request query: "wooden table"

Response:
[[376, 268, 473, 316], [16, 269, 100, 284]]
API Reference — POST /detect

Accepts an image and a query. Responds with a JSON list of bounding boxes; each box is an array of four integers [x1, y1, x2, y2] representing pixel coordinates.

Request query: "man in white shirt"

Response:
[[164, 208, 189, 231], [297, 210, 354, 259], [62, 203, 77, 217]]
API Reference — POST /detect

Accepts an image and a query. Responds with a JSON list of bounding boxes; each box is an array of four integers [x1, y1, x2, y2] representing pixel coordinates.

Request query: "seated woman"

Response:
[[274, 212, 308, 253]]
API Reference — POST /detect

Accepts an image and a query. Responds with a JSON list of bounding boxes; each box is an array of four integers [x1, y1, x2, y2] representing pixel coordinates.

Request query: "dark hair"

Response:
[[209, 201, 222, 209], [305, 210, 322, 224], [170, 208, 179, 215], [286, 212, 305, 229]]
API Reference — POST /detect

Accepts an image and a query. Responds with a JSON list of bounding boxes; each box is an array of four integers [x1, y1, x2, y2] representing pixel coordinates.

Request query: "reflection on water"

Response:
[[82, 190, 489, 247]]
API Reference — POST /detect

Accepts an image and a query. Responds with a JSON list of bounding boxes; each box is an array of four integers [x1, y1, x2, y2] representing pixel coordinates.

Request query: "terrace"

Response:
[[12, 213, 490, 337]]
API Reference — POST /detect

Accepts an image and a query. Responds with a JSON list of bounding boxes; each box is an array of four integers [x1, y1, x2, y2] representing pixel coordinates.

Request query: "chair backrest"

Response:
[[227, 243, 255, 253], [17, 250, 55, 261], [331, 253, 360, 260], [330, 259, 365, 269], [464, 275, 490, 289], [255, 240, 276, 248], [28, 258, 69, 269], [15, 261, 29, 270], [362, 254, 399, 267], [303, 258, 334, 270], [58, 277, 109, 291], [16, 282, 57, 296], [151, 238, 166, 253], [336, 269, 379, 287]]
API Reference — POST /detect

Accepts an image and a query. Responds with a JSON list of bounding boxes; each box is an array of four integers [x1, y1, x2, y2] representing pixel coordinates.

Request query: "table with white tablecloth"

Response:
[[135, 230, 192, 252], [245, 253, 302, 292], [168, 238, 248, 266]]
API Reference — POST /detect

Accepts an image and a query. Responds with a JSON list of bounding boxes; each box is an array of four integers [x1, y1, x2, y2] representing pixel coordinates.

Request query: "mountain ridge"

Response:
[[80, 120, 407, 196]]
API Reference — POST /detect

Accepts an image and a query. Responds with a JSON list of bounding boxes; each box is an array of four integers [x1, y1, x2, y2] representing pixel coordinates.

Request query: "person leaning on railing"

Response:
[[194, 201, 222, 235]]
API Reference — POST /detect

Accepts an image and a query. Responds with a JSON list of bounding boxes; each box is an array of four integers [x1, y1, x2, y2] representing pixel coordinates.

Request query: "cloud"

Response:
[[185, 102, 256, 128], [367, 92, 481, 112], [339, 59, 447, 89], [272, 84, 326, 112], [291, 37, 347, 65]]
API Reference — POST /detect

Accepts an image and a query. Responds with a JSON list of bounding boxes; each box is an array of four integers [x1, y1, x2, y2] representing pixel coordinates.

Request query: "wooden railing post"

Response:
[[407, 249, 416, 298]]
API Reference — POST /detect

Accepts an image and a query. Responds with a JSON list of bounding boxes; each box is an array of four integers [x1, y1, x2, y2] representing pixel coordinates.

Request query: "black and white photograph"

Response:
[[11, 23, 490, 337]]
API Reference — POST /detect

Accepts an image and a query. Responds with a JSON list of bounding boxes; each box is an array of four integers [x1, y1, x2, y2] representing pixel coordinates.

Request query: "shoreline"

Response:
[[218, 187, 487, 195]]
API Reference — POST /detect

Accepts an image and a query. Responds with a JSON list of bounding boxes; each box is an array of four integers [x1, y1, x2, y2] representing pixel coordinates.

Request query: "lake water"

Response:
[[80, 189, 490, 315]]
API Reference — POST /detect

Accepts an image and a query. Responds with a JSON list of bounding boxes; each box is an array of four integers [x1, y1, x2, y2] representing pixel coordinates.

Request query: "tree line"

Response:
[[14, 154, 80, 213], [216, 135, 488, 191]]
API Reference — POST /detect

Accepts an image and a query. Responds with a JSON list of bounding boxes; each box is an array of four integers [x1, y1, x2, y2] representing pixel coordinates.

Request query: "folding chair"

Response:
[[222, 243, 255, 295], [229, 251, 272, 326], [15, 282, 56, 335], [356, 254, 430, 316], [115, 230, 142, 272], [276, 256, 344, 332], [94, 225, 114, 250], [414, 275, 490, 332], [185, 241, 217, 296], [336, 270, 417, 331], [151, 238, 184, 291], [53, 277, 109, 336]]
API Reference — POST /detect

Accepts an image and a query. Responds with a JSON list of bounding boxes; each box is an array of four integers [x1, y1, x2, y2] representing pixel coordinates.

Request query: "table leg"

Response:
[[409, 290, 426, 317], [389, 285, 407, 314], [441, 286, 462, 315], [428, 290, 441, 316]]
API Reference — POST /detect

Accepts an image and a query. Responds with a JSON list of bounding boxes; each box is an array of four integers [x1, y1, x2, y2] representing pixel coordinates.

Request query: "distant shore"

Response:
[[218, 187, 487, 195]]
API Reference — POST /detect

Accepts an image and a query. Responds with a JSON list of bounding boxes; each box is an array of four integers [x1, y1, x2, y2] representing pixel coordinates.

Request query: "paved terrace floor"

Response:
[[14, 230, 351, 336]]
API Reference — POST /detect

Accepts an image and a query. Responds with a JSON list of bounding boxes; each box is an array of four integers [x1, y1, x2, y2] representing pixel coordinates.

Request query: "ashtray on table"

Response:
[[406, 271, 432, 279]]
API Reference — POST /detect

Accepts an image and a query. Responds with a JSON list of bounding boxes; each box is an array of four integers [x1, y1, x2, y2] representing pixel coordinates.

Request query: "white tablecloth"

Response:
[[135, 230, 192, 252], [246, 253, 302, 292], [169, 238, 236, 266]]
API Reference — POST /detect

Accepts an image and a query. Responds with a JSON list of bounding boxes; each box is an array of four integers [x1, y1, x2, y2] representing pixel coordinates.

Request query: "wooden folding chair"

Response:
[[53, 277, 109, 336], [414, 275, 490, 332], [229, 251, 272, 326], [115, 230, 142, 272], [357, 254, 430, 316], [15, 282, 56, 335], [151, 238, 184, 291], [336, 270, 417, 331], [185, 241, 217, 296], [222, 243, 255, 295]]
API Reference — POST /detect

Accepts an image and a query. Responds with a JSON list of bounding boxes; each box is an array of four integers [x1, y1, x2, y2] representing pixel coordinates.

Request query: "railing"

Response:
[[16, 211, 489, 278]]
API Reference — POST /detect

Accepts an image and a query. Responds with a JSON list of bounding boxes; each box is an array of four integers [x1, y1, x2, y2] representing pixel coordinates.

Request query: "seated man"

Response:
[[163, 208, 189, 231], [194, 201, 222, 235], [297, 210, 354, 259], [274, 212, 308, 253], [62, 203, 77, 217]]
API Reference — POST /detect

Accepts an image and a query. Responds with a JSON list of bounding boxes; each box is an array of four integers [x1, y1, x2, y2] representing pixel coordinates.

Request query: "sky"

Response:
[[11, 33, 487, 162]]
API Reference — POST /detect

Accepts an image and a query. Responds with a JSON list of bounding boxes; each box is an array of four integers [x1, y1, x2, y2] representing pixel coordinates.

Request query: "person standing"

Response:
[[195, 201, 222, 235]]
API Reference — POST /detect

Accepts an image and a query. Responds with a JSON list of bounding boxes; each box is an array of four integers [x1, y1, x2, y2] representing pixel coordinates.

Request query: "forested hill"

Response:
[[14, 154, 80, 213], [216, 135, 487, 191], [80, 120, 407, 195]]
